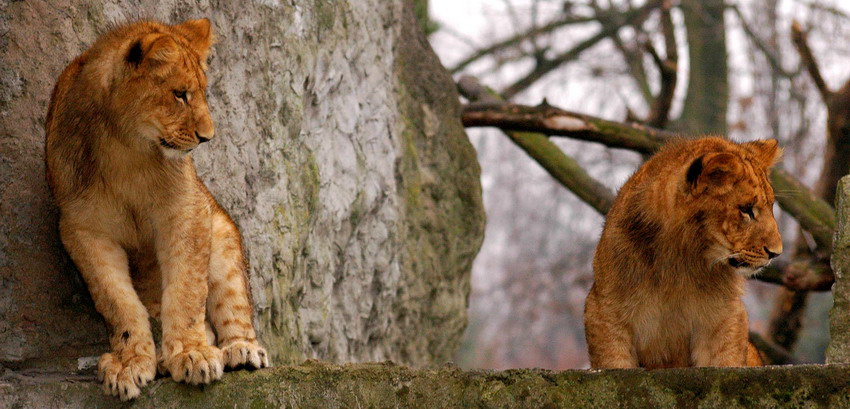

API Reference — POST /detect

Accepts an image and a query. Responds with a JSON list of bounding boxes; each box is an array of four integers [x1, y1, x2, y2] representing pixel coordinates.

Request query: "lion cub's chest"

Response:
[[76, 164, 183, 251], [628, 287, 723, 367]]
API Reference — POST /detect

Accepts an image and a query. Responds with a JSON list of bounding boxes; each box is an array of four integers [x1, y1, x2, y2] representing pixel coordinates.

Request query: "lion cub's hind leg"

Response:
[[207, 210, 270, 370], [584, 287, 639, 368], [60, 226, 156, 401]]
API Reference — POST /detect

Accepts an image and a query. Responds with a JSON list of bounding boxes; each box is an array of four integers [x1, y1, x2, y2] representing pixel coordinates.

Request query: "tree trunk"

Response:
[[0, 0, 484, 370], [679, 0, 729, 134]]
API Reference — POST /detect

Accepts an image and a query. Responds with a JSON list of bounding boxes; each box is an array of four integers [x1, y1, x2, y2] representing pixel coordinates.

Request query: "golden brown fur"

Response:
[[584, 137, 782, 369], [45, 19, 269, 400]]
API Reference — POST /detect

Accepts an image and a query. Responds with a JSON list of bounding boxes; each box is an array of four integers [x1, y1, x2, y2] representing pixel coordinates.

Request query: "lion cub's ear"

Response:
[[174, 18, 214, 60], [686, 152, 743, 195], [743, 139, 783, 169], [126, 34, 180, 68]]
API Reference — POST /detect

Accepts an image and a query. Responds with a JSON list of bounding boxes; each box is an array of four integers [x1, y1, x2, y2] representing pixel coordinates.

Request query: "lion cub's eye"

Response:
[[739, 205, 755, 220], [173, 90, 188, 102]]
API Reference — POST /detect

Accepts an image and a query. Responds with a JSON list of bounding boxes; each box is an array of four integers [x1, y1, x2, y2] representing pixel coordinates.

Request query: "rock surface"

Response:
[[0, 0, 484, 369], [828, 176, 850, 363], [4, 361, 850, 408]]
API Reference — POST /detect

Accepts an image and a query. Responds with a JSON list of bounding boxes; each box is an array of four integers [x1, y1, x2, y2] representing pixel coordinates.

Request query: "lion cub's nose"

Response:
[[196, 131, 212, 143], [765, 247, 781, 259]]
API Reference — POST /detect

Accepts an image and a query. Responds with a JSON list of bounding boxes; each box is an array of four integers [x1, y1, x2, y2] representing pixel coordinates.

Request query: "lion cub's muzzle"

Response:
[[160, 130, 214, 154], [159, 138, 183, 150], [196, 131, 211, 144], [728, 245, 782, 271]]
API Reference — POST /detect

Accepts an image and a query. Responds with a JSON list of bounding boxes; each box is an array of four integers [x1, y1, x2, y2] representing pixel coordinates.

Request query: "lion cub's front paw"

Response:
[[159, 344, 223, 385], [97, 351, 156, 401], [221, 339, 270, 370]]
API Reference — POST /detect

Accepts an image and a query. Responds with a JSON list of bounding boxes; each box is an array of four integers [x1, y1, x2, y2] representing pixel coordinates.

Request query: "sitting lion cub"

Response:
[[584, 137, 782, 368], [45, 19, 269, 400]]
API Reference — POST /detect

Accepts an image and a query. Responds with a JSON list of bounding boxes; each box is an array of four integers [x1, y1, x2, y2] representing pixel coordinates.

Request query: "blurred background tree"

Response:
[[426, 0, 850, 368]]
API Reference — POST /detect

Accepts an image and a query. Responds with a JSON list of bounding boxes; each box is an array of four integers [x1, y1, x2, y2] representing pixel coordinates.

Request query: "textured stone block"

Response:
[[828, 176, 850, 363], [0, 0, 484, 369]]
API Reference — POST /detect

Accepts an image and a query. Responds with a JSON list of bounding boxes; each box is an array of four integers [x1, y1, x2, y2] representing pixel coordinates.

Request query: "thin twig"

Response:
[[791, 19, 832, 102], [501, 1, 661, 99], [450, 14, 602, 74], [644, 0, 678, 128], [729, 5, 798, 79]]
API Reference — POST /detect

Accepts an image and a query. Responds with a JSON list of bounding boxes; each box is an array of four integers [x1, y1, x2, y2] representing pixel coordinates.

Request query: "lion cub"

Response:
[[584, 137, 782, 368], [45, 19, 268, 400]]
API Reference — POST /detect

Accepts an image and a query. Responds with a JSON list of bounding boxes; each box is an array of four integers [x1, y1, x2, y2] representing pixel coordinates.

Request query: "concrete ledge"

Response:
[[3, 361, 850, 408]]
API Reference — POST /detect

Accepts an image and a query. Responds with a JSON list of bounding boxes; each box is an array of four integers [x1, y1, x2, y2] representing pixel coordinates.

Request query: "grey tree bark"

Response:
[[0, 0, 484, 370], [679, 0, 729, 134]]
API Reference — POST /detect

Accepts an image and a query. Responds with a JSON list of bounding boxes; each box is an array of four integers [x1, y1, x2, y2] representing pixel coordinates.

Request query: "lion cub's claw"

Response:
[[97, 352, 156, 401], [221, 340, 270, 370], [160, 345, 223, 385]]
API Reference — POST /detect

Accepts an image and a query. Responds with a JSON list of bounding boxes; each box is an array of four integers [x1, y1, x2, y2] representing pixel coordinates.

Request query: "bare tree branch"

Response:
[[594, 0, 654, 107], [501, 1, 660, 99], [450, 14, 602, 74], [461, 101, 674, 154], [501, 28, 611, 99], [644, 0, 678, 128], [612, 33, 654, 107], [457, 77, 615, 214], [798, 0, 850, 22], [769, 287, 808, 350], [755, 257, 834, 291], [730, 5, 798, 79], [749, 331, 797, 365], [791, 20, 832, 102], [769, 168, 836, 251], [589, 0, 677, 127], [659, 0, 678, 65]]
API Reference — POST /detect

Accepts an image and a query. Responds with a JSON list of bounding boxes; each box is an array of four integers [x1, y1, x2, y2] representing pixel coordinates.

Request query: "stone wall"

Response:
[[5, 362, 850, 408], [0, 0, 484, 370], [828, 175, 850, 363]]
